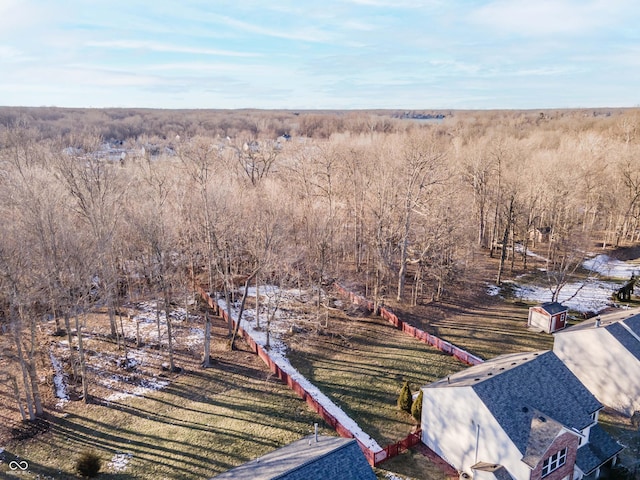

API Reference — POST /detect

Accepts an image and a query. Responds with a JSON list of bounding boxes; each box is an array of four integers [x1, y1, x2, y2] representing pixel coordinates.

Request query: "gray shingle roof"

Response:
[[606, 322, 640, 361], [472, 462, 515, 480], [429, 351, 602, 456], [539, 302, 567, 315], [210, 436, 376, 480], [625, 315, 640, 336], [575, 425, 624, 475]]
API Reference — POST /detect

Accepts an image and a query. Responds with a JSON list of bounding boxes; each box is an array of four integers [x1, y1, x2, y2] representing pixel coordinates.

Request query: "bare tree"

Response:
[[396, 131, 447, 301], [55, 139, 127, 337]]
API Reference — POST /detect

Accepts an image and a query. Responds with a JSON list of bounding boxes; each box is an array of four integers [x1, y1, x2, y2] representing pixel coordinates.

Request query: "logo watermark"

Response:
[[9, 460, 29, 471]]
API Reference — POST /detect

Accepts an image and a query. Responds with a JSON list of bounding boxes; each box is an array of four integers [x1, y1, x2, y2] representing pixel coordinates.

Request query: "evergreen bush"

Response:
[[411, 390, 423, 421], [76, 450, 101, 478], [397, 381, 412, 413]]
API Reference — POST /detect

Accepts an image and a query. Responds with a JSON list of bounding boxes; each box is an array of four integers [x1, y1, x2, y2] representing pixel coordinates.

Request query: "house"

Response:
[[210, 435, 376, 480], [530, 227, 552, 244], [528, 303, 569, 333], [420, 351, 622, 480], [553, 310, 640, 416]]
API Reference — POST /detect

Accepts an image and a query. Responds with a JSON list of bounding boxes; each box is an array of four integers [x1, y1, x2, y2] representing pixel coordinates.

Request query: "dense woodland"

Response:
[[2, 106, 640, 422]]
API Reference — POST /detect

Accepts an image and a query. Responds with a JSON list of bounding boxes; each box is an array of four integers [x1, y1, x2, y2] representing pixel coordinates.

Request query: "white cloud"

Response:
[[469, 0, 632, 37], [86, 40, 261, 57], [341, 0, 439, 7], [0, 45, 21, 59], [210, 13, 334, 43]]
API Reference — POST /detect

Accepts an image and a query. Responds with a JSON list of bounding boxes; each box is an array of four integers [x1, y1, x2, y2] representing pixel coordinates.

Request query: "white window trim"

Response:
[[542, 448, 567, 477]]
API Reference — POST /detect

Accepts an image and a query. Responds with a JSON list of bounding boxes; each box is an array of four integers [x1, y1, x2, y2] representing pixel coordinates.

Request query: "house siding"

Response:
[[529, 309, 552, 332], [421, 386, 531, 480], [554, 327, 640, 415], [530, 432, 579, 480]]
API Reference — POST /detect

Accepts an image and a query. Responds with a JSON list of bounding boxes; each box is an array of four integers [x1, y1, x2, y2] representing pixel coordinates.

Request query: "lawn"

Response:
[[389, 297, 554, 361], [0, 315, 327, 480], [285, 308, 467, 447]]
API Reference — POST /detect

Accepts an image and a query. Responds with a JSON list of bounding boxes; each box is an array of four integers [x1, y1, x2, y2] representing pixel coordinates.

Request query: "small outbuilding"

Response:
[[528, 302, 568, 333]]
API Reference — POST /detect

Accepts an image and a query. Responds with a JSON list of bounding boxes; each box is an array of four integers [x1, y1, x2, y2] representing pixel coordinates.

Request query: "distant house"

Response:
[[530, 227, 552, 244], [553, 310, 640, 416], [420, 351, 622, 480], [528, 302, 568, 333], [210, 435, 376, 480]]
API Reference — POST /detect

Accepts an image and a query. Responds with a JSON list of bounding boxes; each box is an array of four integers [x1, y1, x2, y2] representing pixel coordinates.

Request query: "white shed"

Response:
[[528, 302, 568, 333]]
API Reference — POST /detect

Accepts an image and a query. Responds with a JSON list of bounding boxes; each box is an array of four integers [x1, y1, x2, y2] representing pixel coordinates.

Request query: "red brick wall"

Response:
[[530, 432, 579, 480]]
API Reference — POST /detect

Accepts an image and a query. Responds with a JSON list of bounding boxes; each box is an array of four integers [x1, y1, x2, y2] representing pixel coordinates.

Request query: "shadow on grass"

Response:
[[44, 413, 237, 476], [0, 448, 134, 479]]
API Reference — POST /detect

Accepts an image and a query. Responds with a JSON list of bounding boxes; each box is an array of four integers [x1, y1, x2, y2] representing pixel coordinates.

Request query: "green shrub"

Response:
[[397, 381, 412, 413], [411, 390, 423, 422], [76, 450, 101, 478]]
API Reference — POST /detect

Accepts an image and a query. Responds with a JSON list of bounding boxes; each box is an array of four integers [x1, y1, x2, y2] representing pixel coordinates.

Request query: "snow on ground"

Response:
[[107, 452, 133, 472], [49, 350, 69, 408], [488, 254, 640, 313], [486, 284, 501, 297], [104, 376, 169, 403], [219, 286, 383, 453], [510, 280, 621, 313], [583, 254, 640, 279], [515, 244, 548, 261], [384, 474, 410, 480]]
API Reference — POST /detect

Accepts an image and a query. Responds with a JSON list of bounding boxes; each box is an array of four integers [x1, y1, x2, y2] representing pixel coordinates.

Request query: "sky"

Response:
[[1, 0, 639, 110]]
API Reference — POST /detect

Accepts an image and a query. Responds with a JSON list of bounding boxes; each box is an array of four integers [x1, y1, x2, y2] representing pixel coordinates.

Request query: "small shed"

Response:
[[530, 226, 552, 244], [528, 302, 568, 333]]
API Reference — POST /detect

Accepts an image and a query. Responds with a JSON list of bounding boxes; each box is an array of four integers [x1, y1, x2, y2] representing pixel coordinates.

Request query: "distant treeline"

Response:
[[0, 106, 631, 143]]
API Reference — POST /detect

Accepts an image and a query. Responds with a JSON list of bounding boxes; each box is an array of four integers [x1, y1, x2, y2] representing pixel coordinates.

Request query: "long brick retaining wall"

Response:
[[334, 283, 484, 366], [195, 285, 390, 466]]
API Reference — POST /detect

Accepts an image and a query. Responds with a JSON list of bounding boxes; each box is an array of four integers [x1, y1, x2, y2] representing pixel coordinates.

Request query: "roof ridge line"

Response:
[[619, 318, 640, 343]]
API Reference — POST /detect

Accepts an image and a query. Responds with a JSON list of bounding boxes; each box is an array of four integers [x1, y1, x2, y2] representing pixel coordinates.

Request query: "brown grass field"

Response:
[[1, 249, 638, 480]]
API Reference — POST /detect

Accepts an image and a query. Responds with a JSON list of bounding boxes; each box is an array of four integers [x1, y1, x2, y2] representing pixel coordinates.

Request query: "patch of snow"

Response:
[[219, 286, 383, 453], [515, 244, 548, 261], [512, 280, 620, 313], [49, 350, 69, 408], [583, 254, 640, 280], [384, 474, 408, 480], [486, 284, 501, 296], [107, 452, 132, 472], [105, 376, 169, 402], [184, 327, 204, 347]]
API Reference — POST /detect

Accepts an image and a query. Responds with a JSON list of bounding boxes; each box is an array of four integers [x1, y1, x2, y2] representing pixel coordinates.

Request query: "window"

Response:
[[542, 448, 567, 477]]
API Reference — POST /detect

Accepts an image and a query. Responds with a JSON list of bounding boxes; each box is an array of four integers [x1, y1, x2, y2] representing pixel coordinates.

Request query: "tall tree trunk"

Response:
[[25, 310, 43, 416], [13, 319, 35, 420], [163, 292, 175, 372], [223, 282, 233, 336], [230, 273, 258, 350], [496, 197, 514, 286], [75, 312, 89, 403], [64, 311, 78, 380], [202, 312, 211, 367], [397, 198, 412, 301], [10, 375, 27, 421]]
